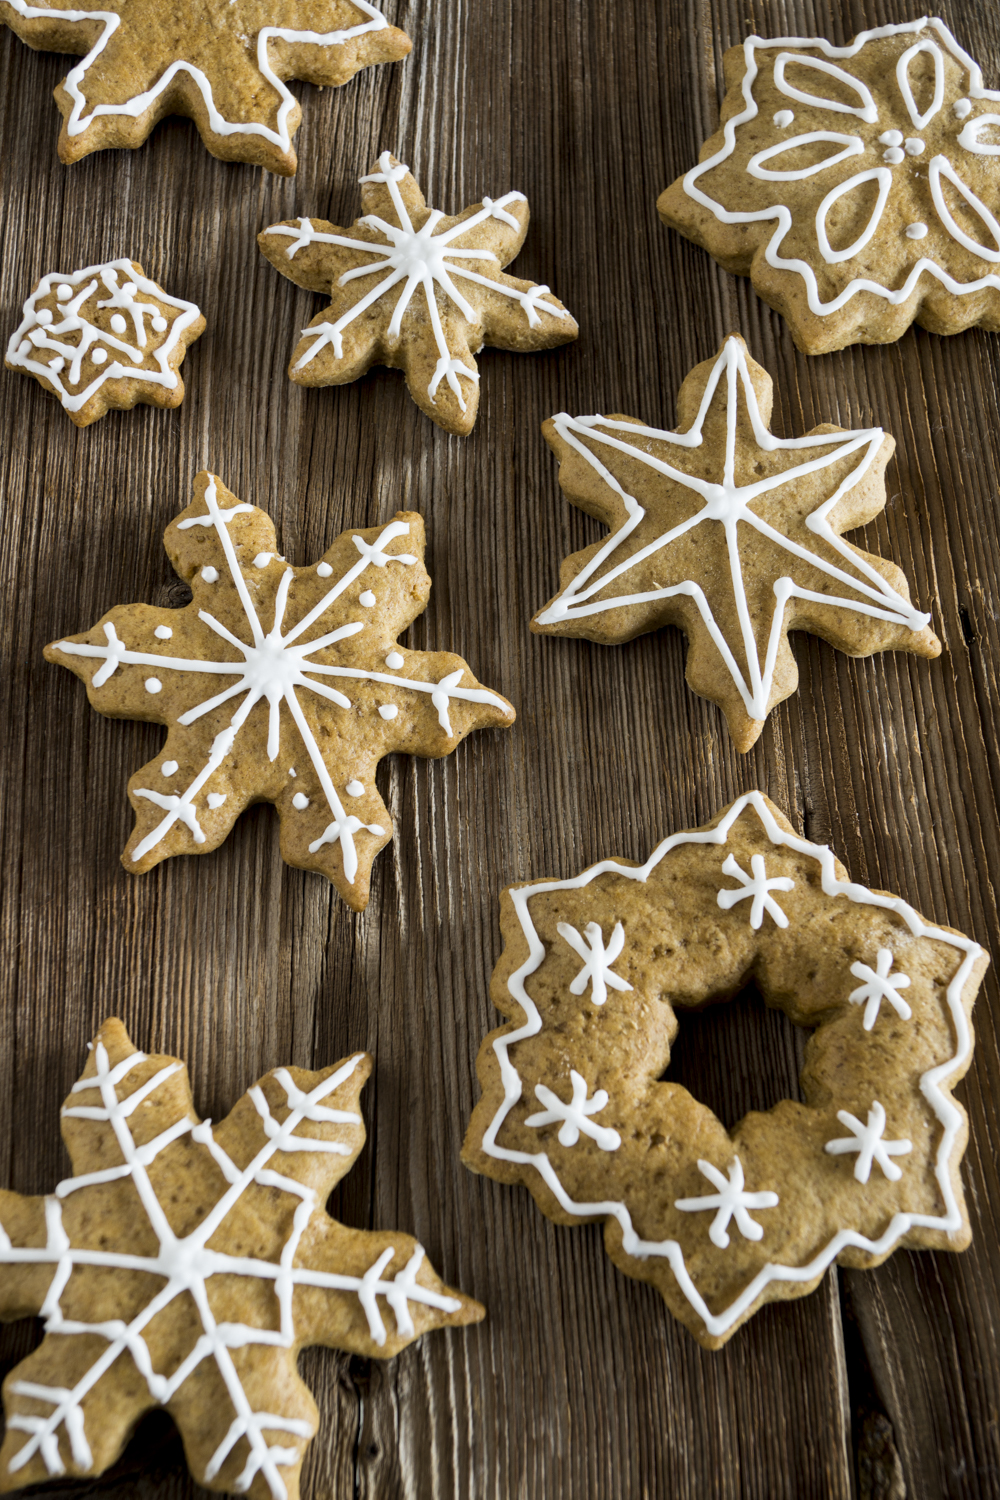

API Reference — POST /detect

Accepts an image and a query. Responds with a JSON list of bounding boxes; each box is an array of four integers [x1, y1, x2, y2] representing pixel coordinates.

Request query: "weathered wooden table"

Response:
[[2, 0, 999, 1495]]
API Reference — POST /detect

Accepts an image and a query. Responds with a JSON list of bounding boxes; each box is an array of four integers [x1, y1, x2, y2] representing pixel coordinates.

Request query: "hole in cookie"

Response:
[[660, 981, 807, 1132]]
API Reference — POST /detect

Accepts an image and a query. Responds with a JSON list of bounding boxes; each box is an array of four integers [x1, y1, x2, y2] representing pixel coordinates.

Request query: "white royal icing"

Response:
[[5, 259, 201, 414], [3, 0, 392, 155], [556, 919, 633, 1005], [264, 151, 570, 410], [848, 947, 912, 1029], [50, 477, 511, 886], [681, 18, 1000, 313], [525, 1070, 621, 1152], [478, 790, 984, 1341], [674, 1158, 779, 1248], [717, 853, 794, 929], [825, 1100, 912, 1183], [536, 337, 930, 725], [0, 1039, 460, 1496]]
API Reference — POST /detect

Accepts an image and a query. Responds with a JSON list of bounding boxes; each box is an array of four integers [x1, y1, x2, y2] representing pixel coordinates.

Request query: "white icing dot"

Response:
[[360, 590, 376, 607], [145, 677, 162, 694], [55, 283, 72, 300], [378, 704, 398, 720], [292, 792, 309, 810], [385, 651, 404, 669], [207, 792, 227, 809], [49, 356, 65, 373], [162, 760, 178, 776], [954, 98, 972, 119], [152, 316, 168, 332], [882, 146, 905, 164], [905, 222, 928, 239], [154, 625, 173, 639], [289, 767, 297, 777], [904, 138, 924, 156], [110, 313, 128, 333], [18, 340, 30, 357], [316, 561, 333, 577], [35, 308, 53, 326], [878, 130, 903, 146], [346, 780, 365, 797], [369, 823, 385, 836], [253, 553, 273, 567], [773, 109, 794, 128], [201, 566, 218, 582], [122, 282, 137, 296], [92, 348, 108, 364]]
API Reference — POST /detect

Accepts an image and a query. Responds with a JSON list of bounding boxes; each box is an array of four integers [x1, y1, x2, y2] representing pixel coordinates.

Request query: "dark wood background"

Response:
[[2, 0, 1000, 1495]]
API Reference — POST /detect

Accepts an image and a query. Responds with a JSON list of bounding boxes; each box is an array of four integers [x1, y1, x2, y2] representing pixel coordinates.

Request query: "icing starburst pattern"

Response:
[[674, 1158, 779, 1248], [825, 1101, 912, 1183], [45, 471, 514, 909], [533, 336, 939, 751], [259, 152, 578, 434], [0, 1020, 482, 1496], [0, 0, 411, 174]]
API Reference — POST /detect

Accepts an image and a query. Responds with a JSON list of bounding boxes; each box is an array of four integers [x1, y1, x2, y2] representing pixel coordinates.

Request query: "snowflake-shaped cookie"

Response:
[[44, 470, 514, 909], [0, 1018, 482, 1496], [462, 792, 988, 1349], [1, 0, 410, 174], [5, 259, 204, 427], [659, 18, 1000, 352], [258, 152, 580, 434], [532, 335, 939, 751]]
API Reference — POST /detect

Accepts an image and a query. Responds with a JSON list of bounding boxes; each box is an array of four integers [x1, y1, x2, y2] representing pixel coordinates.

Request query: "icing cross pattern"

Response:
[[556, 919, 633, 1005], [683, 18, 1000, 313], [717, 852, 794, 929], [5, 260, 201, 415], [826, 1101, 913, 1183], [50, 477, 510, 885], [536, 338, 930, 723], [0, 1040, 461, 1498], [525, 1071, 621, 1152], [266, 151, 570, 409], [674, 1159, 780, 1249], [848, 948, 913, 1029]]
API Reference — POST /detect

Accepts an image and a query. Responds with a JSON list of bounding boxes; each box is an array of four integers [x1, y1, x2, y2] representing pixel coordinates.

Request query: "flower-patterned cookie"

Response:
[[259, 152, 579, 435], [5, 259, 204, 426], [0, 0, 411, 175], [0, 1019, 482, 1496], [462, 793, 989, 1348], [44, 471, 514, 909], [658, 18, 1000, 352]]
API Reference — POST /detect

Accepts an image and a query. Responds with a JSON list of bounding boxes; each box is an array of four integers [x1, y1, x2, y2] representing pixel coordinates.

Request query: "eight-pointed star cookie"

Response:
[[0, 0, 411, 174], [532, 335, 940, 752], [44, 470, 514, 909], [0, 1018, 482, 1498], [5, 258, 205, 427], [658, 18, 1000, 353], [258, 151, 580, 435]]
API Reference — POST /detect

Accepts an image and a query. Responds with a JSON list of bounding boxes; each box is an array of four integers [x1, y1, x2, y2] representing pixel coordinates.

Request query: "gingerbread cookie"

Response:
[[1, 0, 410, 175], [658, 18, 1000, 353], [5, 258, 204, 427], [258, 151, 579, 435], [462, 792, 988, 1349], [532, 335, 940, 752], [45, 471, 514, 909], [0, 1018, 482, 1496]]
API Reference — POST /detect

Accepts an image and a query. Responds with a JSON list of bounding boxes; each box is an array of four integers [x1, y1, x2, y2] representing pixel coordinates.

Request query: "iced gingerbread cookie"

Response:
[[1, 0, 410, 175], [462, 792, 988, 1349], [658, 18, 1000, 353], [0, 1018, 482, 1496], [532, 335, 939, 752], [5, 258, 204, 427], [45, 471, 514, 910], [258, 151, 579, 435]]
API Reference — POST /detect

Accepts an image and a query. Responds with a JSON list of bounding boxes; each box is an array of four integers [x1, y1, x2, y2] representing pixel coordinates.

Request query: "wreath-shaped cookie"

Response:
[[463, 793, 988, 1348]]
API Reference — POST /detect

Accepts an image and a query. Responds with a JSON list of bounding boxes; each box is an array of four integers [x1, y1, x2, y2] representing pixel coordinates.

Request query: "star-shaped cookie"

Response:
[[1, 0, 411, 174], [532, 335, 940, 751], [0, 1018, 482, 1497], [45, 470, 514, 908], [258, 151, 580, 434]]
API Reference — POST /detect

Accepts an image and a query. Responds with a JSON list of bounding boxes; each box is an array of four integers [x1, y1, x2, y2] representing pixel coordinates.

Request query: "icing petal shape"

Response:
[[815, 167, 892, 264], [748, 131, 864, 181], [929, 155, 1000, 262], [773, 52, 877, 121], [895, 38, 946, 129]]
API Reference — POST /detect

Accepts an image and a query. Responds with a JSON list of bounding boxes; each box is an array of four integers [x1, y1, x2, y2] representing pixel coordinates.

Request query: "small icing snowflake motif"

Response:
[[0, 1020, 481, 1496], [4, 259, 203, 426], [674, 1158, 779, 1248], [825, 1100, 912, 1183], [717, 853, 794, 929], [556, 919, 634, 1005], [525, 1071, 621, 1152], [0, 0, 411, 174], [259, 152, 578, 434], [848, 948, 912, 1030]]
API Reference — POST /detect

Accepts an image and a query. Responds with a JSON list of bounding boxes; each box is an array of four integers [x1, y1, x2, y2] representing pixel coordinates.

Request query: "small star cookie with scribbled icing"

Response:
[[658, 18, 1000, 352], [258, 151, 580, 435], [44, 470, 514, 910], [0, 0, 410, 175], [531, 335, 940, 752], [462, 792, 988, 1349], [5, 258, 204, 427], [0, 1018, 482, 1496]]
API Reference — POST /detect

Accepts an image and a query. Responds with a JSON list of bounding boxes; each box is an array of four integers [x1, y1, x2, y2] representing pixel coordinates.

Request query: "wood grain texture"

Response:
[[1, 0, 999, 1496]]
